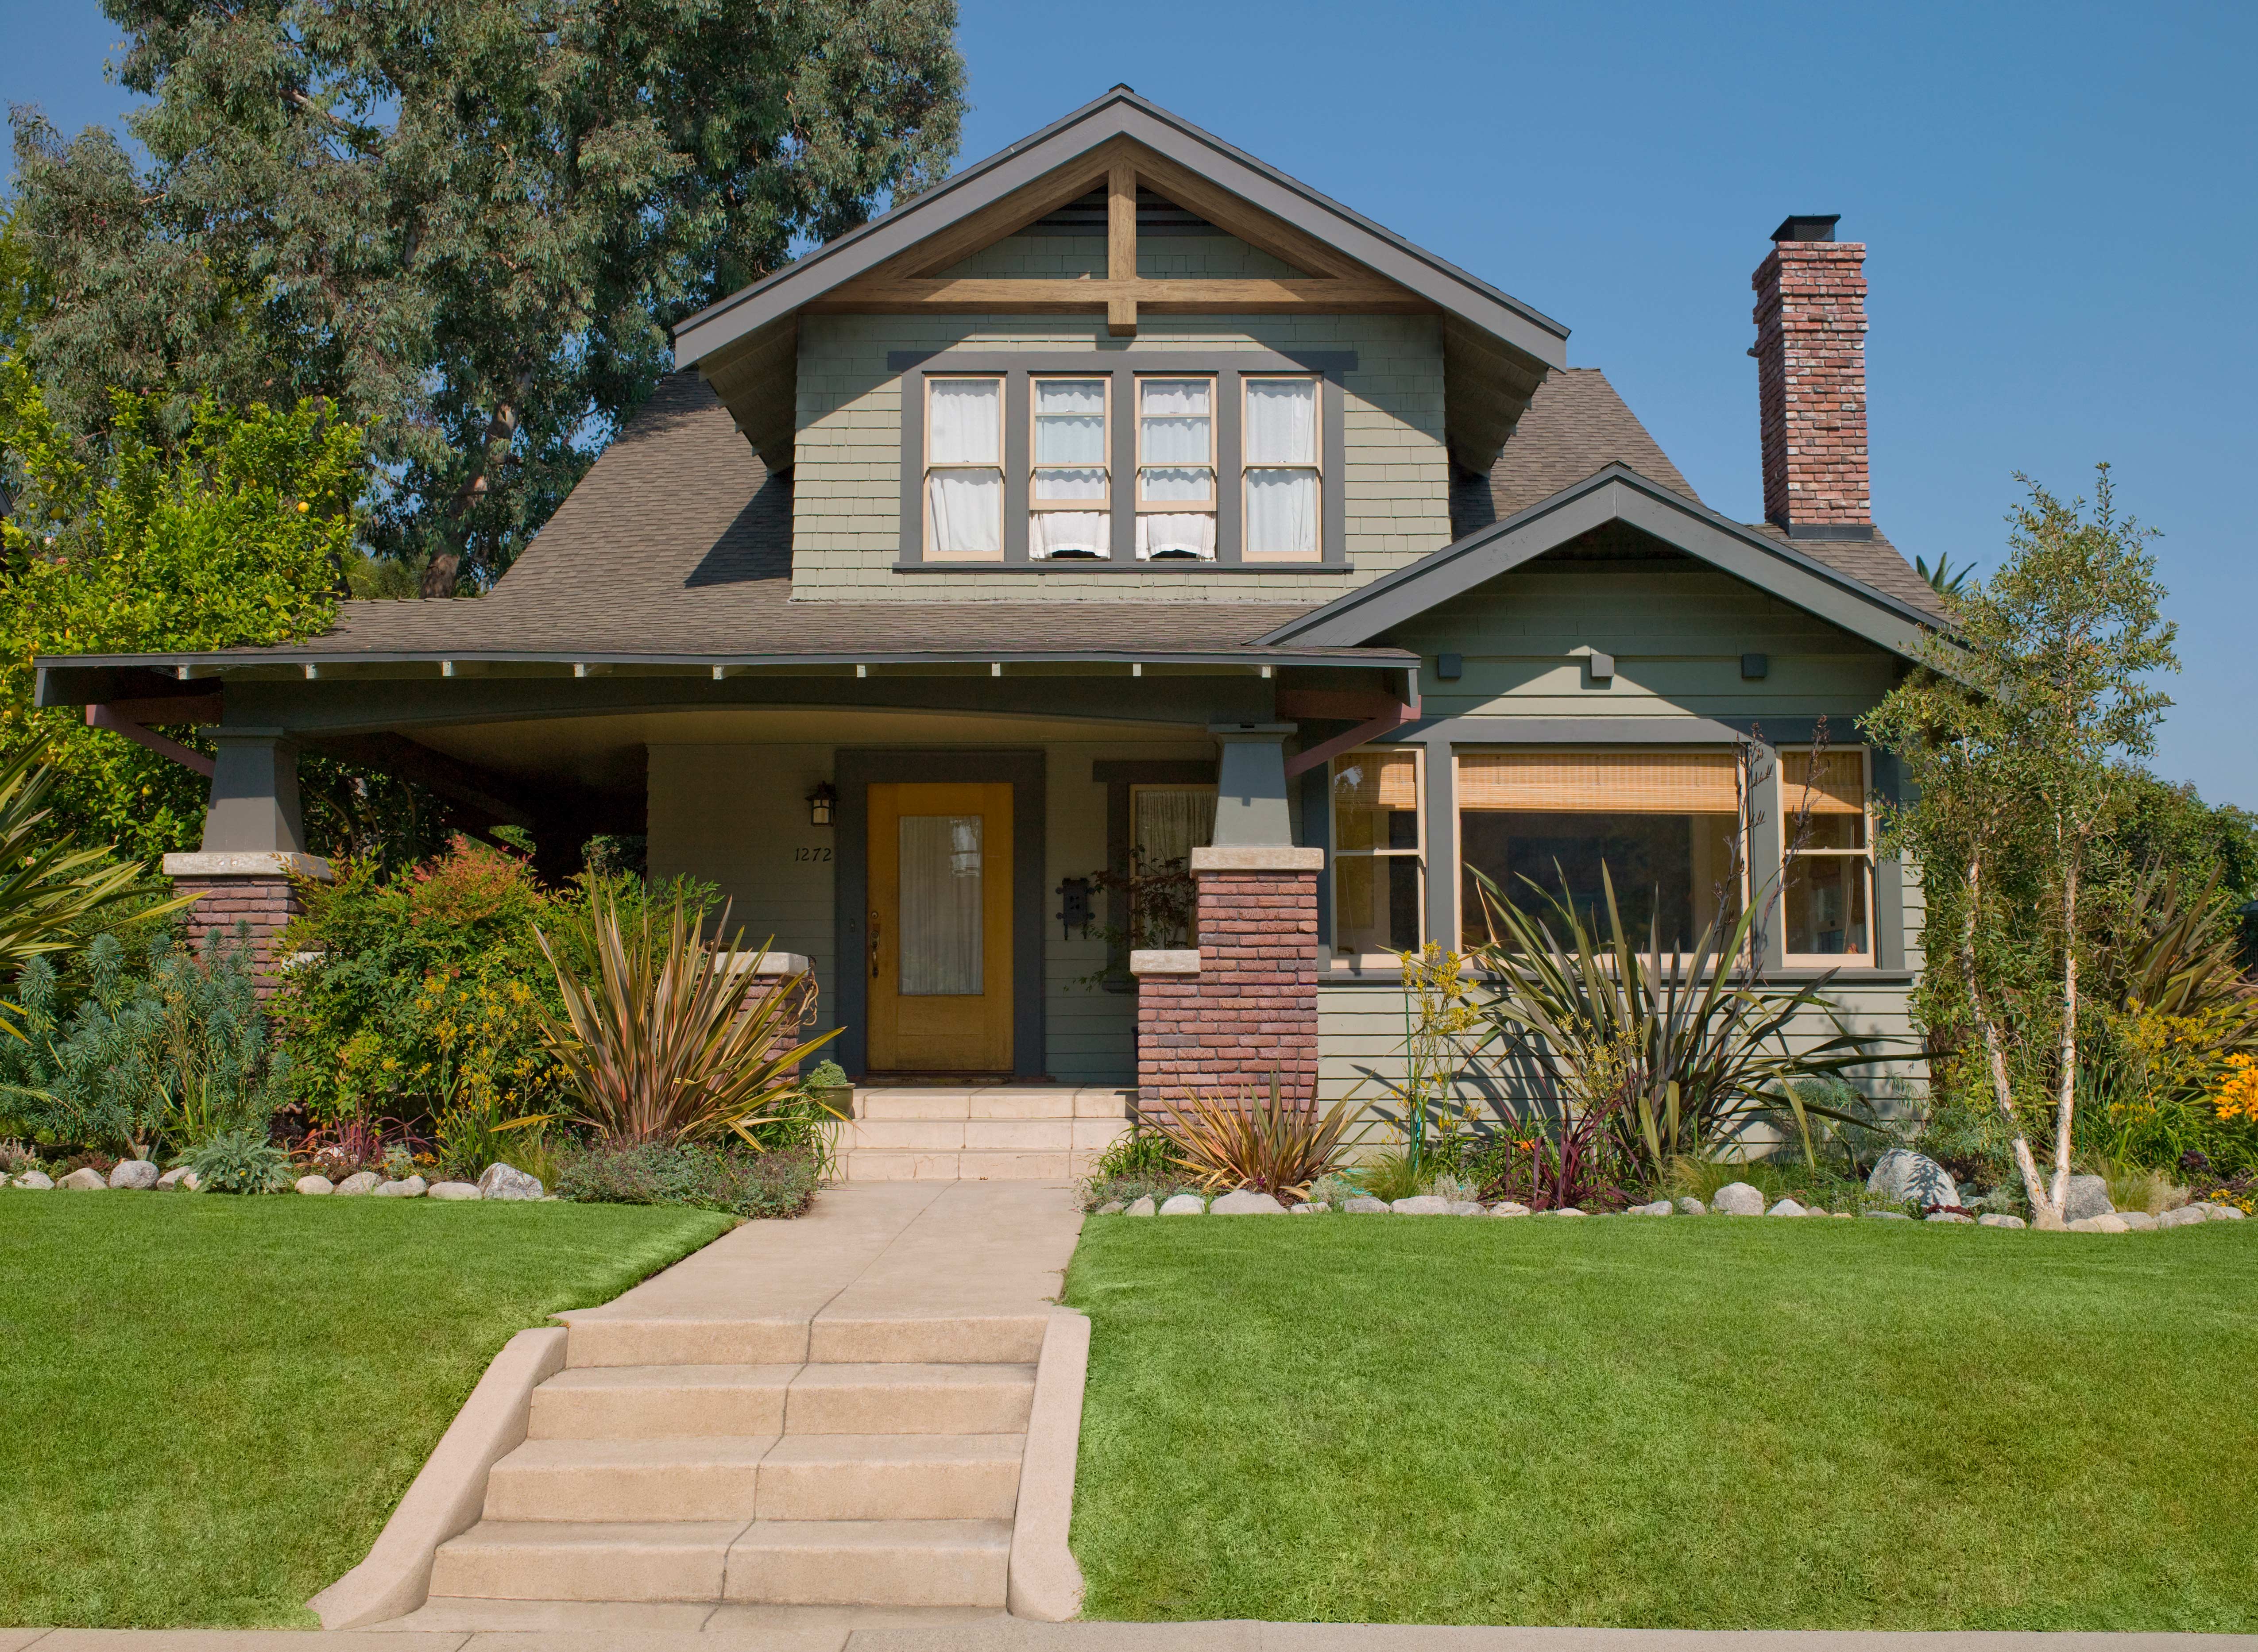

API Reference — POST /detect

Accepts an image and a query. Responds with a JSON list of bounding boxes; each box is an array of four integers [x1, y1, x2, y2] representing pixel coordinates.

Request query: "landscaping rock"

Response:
[[2115, 1210, 2158, 1231], [2157, 1205, 2208, 1229], [1124, 1196, 1157, 1217], [1675, 1197, 1706, 1216], [1158, 1193, 1205, 1216], [1446, 1200, 1487, 1216], [1290, 1202, 1321, 1214], [1766, 1198, 1806, 1218], [2068, 1213, 2129, 1233], [1979, 1213, 2027, 1229], [479, 1162, 545, 1201], [1925, 1212, 1974, 1224], [1630, 1200, 1674, 1216], [1864, 1210, 1911, 1220], [1488, 1201, 1531, 1217], [295, 1174, 336, 1196], [1712, 1182, 1765, 1215], [427, 1181, 482, 1200], [1212, 1190, 1287, 1216], [108, 1159, 159, 1190], [1543, 1207, 1587, 1218], [1867, 1148, 1959, 1211], [156, 1167, 191, 1190], [2196, 1202, 2246, 1222], [334, 1171, 381, 1196], [2063, 1174, 2115, 1222], [1805, 1208, 1831, 1218], [1094, 1200, 1126, 1215], [60, 1167, 107, 1190], [374, 1176, 428, 1198], [1332, 1196, 1380, 1213], [1390, 1195, 1450, 1215], [12, 1170, 52, 1189]]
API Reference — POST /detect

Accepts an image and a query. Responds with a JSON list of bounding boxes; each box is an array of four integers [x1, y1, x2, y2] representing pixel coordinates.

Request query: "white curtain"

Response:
[[1136, 512, 1217, 560], [928, 378, 1000, 463], [927, 471, 1001, 556], [1031, 509, 1110, 558], [1245, 378, 1316, 464], [1139, 378, 1211, 464], [1133, 788, 1217, 870], [1034, 379, 1106, 463], [1245, 468, 1317, 558], [898, 814, 983, 996]]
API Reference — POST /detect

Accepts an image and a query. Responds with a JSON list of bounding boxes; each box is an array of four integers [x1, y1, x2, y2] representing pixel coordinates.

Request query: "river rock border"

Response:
[[2, 1160, 549, 1201]]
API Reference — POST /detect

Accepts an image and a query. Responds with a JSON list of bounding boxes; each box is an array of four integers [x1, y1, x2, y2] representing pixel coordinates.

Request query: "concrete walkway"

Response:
[[5, 1620, 2252, 1650]]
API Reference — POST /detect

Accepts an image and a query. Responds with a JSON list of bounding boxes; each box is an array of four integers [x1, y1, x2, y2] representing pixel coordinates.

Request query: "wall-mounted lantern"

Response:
[[807, 782, 837, 828]]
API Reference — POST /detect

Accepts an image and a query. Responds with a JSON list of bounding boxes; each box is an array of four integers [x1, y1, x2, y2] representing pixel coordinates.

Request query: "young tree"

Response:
[[8, 0, 965, 594], [1866, 467, 2177, 1226]]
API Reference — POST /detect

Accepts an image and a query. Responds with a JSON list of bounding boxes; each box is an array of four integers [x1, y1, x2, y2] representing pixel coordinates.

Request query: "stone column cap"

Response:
[[1191, 846, 1325, 873], [1129, 949, 1201, 976], [162, 851, 335, 881], [714, 950, 814, 977]]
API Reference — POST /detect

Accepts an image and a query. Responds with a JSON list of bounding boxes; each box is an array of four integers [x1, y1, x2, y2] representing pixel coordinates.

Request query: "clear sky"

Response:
[[6, 0, 2252, 808]]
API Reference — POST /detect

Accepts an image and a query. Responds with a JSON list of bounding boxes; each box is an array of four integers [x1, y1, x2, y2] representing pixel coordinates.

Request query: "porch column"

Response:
[[159, 730, 333, 988], [1132, 726, 1322, 1113]]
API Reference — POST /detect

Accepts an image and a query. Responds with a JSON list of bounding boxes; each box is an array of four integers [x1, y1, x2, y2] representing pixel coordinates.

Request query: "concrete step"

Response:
[[783, 1363, 1036, 1435], [842, 1118, 1127, 1153], [844, 1145, 1122, 1182], [530, 1364, 796, 1440], [562, 1317, 808, 1369], [854, 1087, 1131, 1122], [485, 1436, 775, 1523], [427, 1518, 1013, 1607], [808, 1312, 1052, 1365], [755, 1433, 1025, 1521]]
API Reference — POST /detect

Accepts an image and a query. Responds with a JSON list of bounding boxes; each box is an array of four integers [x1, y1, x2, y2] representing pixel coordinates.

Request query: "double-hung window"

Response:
[[1129, 784, 1216, 946], [1780, 748, 1874, 960], [1243, 376, 1321, 561], [1330, 749, 1423, 957], [1135, 376, 1217, 560], [923, 376, 1004, 560], [1029, 376, 1110, 559], [1456, 750, 1743, 950]]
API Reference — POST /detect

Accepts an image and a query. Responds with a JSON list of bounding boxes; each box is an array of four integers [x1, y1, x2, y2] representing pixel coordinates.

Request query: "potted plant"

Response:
[[804, 1059, 854, 1116]]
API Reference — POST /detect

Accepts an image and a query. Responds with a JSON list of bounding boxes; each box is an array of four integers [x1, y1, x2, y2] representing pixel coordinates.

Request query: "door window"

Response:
[[897, 814, 984, 994]]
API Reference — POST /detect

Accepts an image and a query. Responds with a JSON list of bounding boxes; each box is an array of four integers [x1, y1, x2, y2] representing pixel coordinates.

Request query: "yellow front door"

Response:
[[866, 781, 1014, 1073]]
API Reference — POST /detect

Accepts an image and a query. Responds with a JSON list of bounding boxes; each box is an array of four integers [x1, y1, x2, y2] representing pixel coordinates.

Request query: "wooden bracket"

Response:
[[1107, 160, 1138, 336]]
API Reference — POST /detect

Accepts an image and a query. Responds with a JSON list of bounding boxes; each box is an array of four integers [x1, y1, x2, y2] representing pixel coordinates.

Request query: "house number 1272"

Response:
[[794, 846, 833, 862]]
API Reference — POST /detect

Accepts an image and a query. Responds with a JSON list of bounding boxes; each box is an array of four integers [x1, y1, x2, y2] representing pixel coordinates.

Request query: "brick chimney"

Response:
[[1750, 214, 1872, 539]]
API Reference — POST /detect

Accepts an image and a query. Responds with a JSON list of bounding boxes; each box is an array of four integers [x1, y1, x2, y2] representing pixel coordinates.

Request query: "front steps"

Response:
[[429, 1318, 1043, 1609], [842, 1086, 1131, 1181]]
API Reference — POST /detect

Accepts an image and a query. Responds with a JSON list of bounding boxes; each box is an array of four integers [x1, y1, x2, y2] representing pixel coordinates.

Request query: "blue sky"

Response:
[[7, 0, 2253, 808]]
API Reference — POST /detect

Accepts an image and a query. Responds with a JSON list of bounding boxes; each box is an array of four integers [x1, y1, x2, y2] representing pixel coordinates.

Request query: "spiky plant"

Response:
[[1148, 1072, 1360, 1200]]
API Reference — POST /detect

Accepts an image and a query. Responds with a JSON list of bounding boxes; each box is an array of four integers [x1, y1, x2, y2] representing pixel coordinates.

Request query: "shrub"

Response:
[[1092, 1127, 1175, 1181], [186, 1126, 294, 1194], [554, 1142, 819, 1219], [805, 1059, 850, 1091], [1147, 1074, 1358, 1200]]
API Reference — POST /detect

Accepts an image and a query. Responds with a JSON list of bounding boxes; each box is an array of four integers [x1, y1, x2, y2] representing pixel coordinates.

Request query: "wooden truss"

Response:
[[808, 139, 1434, 336]]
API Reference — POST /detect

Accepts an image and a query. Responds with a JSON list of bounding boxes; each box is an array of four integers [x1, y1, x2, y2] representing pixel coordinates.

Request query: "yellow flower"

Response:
[[2215, 1054, 2258, 1125]]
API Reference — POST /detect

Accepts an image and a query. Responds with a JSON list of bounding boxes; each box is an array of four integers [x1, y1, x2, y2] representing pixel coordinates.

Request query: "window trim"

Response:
[[1329, 745, 1424, 965], [892, 349, 1352, 571], [1778, 744, 1877, 966], [921, 374, 1006, 563], [1241, 373, 1323, 564], [1133, 374, 1218, 514], [1028, 373, 1112, 560]]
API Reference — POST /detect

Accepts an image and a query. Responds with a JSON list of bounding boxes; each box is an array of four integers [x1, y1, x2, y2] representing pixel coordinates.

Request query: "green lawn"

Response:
[[0, 1193, 732, 1628], [1064, 1214, 2258, 1630]]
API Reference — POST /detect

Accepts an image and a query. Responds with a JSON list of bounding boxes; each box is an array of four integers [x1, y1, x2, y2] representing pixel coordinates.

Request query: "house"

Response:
[[38, 89, 1941, 1167]]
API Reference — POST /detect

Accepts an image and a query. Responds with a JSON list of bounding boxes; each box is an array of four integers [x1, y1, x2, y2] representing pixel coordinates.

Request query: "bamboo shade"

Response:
[[1456, 750, 1739, 814], [1331, 750, 1418, 809], [1781, 749, 1866, 815]]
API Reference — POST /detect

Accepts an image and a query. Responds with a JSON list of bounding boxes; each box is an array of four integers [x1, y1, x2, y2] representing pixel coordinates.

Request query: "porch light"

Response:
[[807, 782, 837, 827]]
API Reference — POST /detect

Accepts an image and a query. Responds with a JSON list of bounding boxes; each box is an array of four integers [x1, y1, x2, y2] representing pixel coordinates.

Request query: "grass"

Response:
[[1063, 1213, 2258, 1629], [0, 1193, 733, 1628]]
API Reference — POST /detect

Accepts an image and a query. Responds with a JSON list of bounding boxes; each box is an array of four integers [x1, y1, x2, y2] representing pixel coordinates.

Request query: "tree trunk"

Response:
[[1961, 854, 2058, 1226], [2049, 857, 2080, 1212], [421, 387, 527, 598]]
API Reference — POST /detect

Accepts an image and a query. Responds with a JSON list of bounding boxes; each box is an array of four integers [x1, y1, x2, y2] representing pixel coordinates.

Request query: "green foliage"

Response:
[[804, 1058, 851, 1092], [1146, 1074, 1359, 1200], [184, 1125, 294, 1194], [0, 928, 286, 1158], [0, 370, 366, 858], [7, 0, 965, 591], [1093, 1127, 1177, 1181], [554, 1141, 820, 1220]]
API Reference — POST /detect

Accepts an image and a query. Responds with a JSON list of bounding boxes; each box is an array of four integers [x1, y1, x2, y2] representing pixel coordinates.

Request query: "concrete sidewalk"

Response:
[[6, 1618, 2254, 1651]]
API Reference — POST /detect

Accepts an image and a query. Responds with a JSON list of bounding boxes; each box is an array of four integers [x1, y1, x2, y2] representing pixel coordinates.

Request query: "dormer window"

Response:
[[896, 350, 1348, 569]]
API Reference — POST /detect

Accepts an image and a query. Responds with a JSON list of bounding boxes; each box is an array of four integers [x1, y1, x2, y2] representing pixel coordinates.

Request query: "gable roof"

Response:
[[1262, 463, 1945, 658], [671, 87, 1570, 472]]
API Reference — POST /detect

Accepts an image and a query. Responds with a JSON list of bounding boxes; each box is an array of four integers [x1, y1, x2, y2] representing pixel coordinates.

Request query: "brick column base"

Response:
[[1133, 846, 1322, 1116], [161, 852, 333, 995]]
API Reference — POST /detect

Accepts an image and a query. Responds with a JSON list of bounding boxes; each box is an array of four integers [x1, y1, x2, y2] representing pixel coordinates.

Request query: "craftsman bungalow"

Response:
[[38, 89, 1943, 1173]]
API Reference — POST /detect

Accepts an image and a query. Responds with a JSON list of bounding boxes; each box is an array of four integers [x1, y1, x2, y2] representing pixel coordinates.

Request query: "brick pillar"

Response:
[[160, 851, 333, 994], [1132, 846, 1323, 1115], [720, 950, 818, 1066]]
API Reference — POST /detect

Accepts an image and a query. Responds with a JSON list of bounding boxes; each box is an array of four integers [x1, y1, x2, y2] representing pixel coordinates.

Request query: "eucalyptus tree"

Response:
[[8, 0, 964, 594]]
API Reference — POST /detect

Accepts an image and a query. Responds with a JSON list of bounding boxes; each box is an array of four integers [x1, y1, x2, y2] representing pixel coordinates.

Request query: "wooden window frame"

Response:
[[1133, 373, 1218, 514], [891, 350, 1353, 572], [1329, 745, 1424, 964], [1778, 745, 1877, 966], [1240, 373, 1322, 564], [1029, 373, 1112, 514], [921, 373, 1006, 563]]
